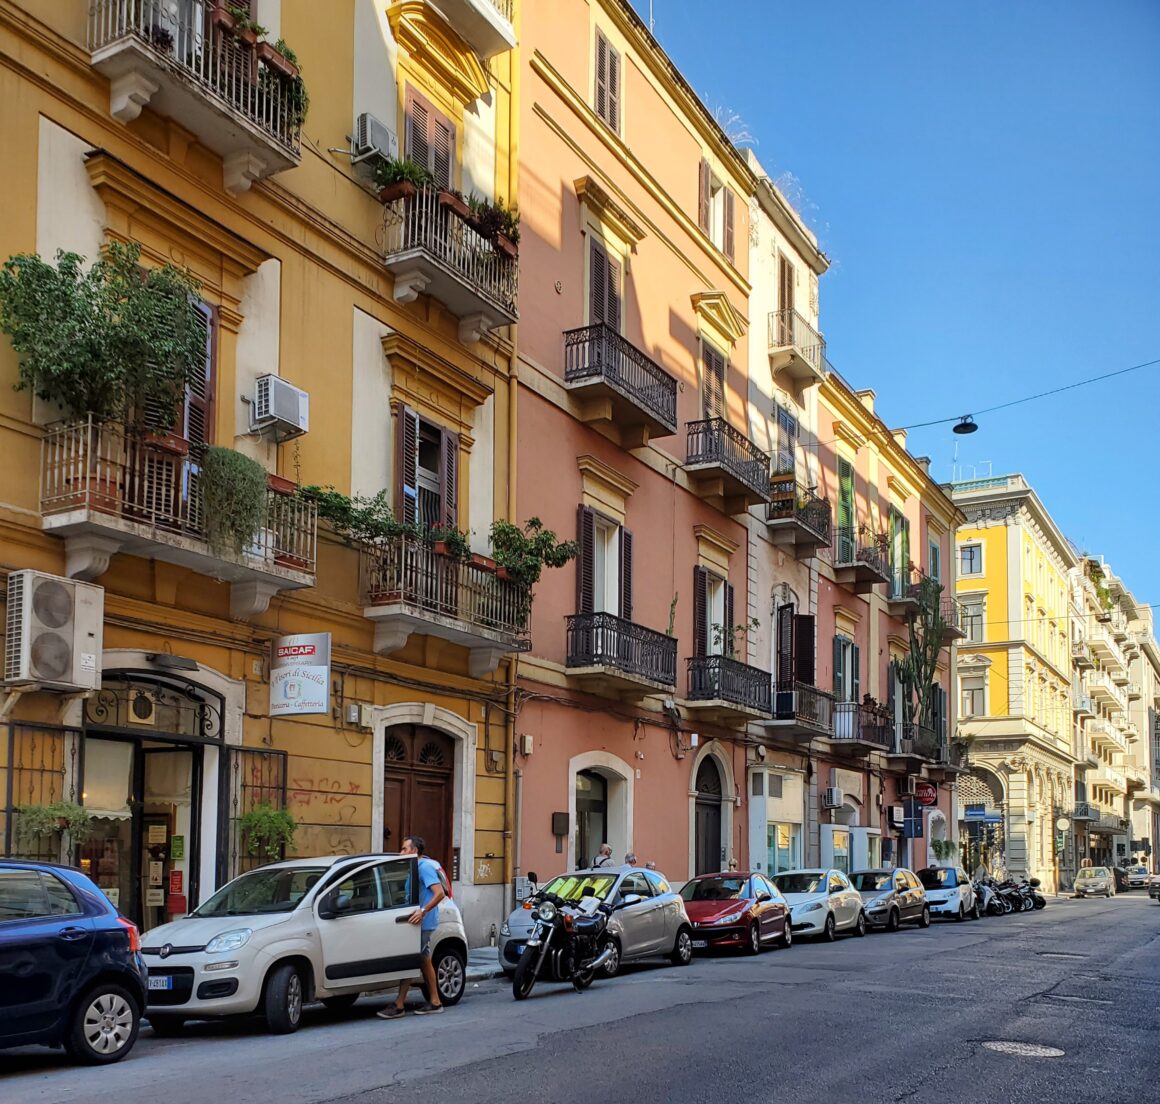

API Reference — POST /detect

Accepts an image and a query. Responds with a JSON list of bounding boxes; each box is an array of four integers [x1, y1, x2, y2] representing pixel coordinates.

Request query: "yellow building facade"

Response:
[[950, 475, 1078, 889], [0, 0, 521, 944]]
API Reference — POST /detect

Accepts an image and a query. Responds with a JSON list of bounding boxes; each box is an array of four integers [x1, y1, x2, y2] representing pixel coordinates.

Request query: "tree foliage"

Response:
[[892, 575, 948, 727]]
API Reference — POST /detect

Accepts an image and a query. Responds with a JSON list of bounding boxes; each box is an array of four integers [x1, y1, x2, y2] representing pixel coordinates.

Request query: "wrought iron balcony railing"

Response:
[[1071, 801, 1096, 820], [360, 534, 531, 644], [902, 721, 942, 760], [940, 595, 966, 640], [832, 702, 892, 748], [765, 479, 833, 545], [565, 612, 677, 687], [688, 655, 772, 714], [768, 308, 826, 380], [834, 527, 890, 580], [773, 681, 835, 733], [563, 323, 678, 434], [88, 0, 302, 156], [685, 418, 771, 501]]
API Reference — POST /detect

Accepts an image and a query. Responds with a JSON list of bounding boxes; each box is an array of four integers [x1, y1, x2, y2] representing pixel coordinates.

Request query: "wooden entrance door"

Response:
[[382, 726, 455, 871], [694, 757, 723, 875]]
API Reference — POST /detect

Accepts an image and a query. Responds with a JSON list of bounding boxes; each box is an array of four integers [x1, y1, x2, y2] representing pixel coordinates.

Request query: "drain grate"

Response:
[[983, 1042, 1065, 1058]]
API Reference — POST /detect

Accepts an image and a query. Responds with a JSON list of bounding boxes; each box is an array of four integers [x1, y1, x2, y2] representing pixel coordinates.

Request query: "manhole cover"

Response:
[[983, 1042, 1065, 1058]]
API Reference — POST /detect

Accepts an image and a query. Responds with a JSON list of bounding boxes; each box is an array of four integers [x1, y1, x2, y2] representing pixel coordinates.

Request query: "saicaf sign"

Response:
[[270, 632, 331, 717], [914, 781, 938, 807]]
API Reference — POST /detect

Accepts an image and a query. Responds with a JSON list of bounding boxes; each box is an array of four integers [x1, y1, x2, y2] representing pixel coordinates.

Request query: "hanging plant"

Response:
[[299, 485, 424, 545], [0, 242, 204, 428], [238, 802, 296, 860], [14, 802, 93, 844], [489, 517, 577, 587], [201, 447, 269, 557]]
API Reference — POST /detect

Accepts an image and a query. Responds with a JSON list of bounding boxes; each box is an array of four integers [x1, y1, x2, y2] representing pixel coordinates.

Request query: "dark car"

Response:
[[849, 868, 930, 931], [0, 861, 146, 1063], [680, 872, 792, 953]]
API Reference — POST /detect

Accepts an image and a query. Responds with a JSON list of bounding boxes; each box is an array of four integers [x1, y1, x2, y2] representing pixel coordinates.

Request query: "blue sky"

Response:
[[630, 0, 1160, 601]]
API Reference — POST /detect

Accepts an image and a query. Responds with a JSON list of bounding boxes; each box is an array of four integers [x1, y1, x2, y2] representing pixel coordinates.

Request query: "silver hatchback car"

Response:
[[498, 866, 693, 976]]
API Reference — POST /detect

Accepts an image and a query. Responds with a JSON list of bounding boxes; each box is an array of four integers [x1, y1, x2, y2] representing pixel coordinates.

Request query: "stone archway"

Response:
[[686, 740, 735, 878], [567, 750, 634, 867]]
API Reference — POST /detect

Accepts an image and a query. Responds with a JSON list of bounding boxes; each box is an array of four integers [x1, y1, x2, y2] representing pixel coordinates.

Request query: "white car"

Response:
[[770, 869, 866, 940], [916, 866, 978, 920], [141, 854, 467, 1035], [1125, 865, 1149, 889]]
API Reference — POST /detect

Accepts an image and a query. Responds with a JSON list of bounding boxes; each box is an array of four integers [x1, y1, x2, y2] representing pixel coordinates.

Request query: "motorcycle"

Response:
[[1023, 877, 1047, 910], [994, 880, 1022, 913], [512, 884, 624, 1001], [973, 879, 1003, 917]]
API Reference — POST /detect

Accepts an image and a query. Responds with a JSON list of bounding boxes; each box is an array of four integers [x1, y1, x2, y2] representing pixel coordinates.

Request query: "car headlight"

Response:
[[500, 921, 511, 937], [869, 895, 890, 910], [718, 910, 746, 925], [536, 901, 557, 922], [205, 928, 253, 953], [803, 901, 824, 913]]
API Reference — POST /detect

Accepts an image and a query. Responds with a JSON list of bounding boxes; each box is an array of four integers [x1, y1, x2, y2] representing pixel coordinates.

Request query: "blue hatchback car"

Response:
[[0, 861, 147, 1063]]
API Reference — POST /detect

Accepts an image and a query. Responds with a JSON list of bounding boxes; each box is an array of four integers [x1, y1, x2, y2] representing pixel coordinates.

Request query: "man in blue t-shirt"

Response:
[[378, 835, 447, 1018]]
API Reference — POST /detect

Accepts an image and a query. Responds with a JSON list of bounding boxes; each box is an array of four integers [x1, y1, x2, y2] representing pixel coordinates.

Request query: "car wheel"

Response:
[[600, 936, 620, 978], [745, 922, 762, 955], [320, 995, 360, 1013], [956, 903, 966, 922], [853, 910, 867, 937], [918, 905, 930, 928], [264, 963, 304, 1034], [886, 908, 900, 933], [64, 984, 140, 1064], [147, 1015, 187, 1037], [432, 944, 466, 1007], [780, 922, 793, 949], [821, 912, 836, 942], [970, 900, 981, 920], [670, 928, 693, 966]]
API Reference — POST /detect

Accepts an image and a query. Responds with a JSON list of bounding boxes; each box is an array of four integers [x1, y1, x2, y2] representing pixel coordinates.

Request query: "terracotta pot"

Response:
[[266, 472, 297, 496], [432, 540, 450, 557], [236, 26, 259, 47], [274, 552, 310, 571], [495, 232, 518, 259], [470, 553, 497, 573], [144, 431, 190, 457], [438, 190, 472, 221], [495, 566, 511, 581], [210, 6, 237, 33], [255, 40, 299, 79], [378, 181, 417, 205]]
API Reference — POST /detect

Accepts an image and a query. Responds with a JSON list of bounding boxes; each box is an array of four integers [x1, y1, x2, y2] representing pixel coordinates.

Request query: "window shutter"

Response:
[[698, 158, 711, 232], [776, 603, 794, 686], [723, 581, 735, 657], [439, 428, 459, 529], [185, 301, 215, 449], [431, 113, 454, 191], [887, 662, 897, 715], [852, 644, 861, 703], [794, 614, 815, 686], [594, 30, 609, 124], [589, 238, 607, 326], [405, 89, 429, 178], [693, 565, 708, 656], [576, 506, 596, 614], [618, 527, 633, 621], [605, 253, 622, 333], [396, 405, 420, 526], [723, 187, 735, 261], [833, 637, 844, 697], [607, 41, 621, 133], [703, 342, 725, 420]]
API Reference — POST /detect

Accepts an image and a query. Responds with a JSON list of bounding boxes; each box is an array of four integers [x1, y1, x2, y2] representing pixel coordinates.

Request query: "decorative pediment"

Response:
[[694, 524, 738, 574], [691, 291, 747, 347], [388, 1, 490, 107], [886, 472, 916, 504], [832, 420, 866, 451], [575, 175, 646, 250], [382, 330, 492, 439], [578, 455, 637, 524]]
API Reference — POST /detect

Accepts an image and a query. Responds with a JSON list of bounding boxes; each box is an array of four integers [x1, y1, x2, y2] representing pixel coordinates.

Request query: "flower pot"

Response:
[[432, 539, 450, 557], [495, 232, 518, 259], [274, 552, 311, 571], [378, 181, 417, 205], [211, 6, 237, 33], [236, 27, 259, 47], [470, 553, 498, 573], [144, 430, 190, 457], [266, 472, 297, 496], [256, 40, 299, 79], [438, 190, 472, 221]]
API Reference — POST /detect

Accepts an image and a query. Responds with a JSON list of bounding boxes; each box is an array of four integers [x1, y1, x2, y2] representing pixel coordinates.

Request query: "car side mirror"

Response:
[[619, 893, 643, 907], [755, 892, 771, 902], [527, 872, 538, 888], [318, 890, 351, 920]]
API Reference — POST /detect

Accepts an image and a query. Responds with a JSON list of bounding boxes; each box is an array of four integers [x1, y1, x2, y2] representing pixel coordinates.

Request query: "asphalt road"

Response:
[[3, 892, 1159, 1104]]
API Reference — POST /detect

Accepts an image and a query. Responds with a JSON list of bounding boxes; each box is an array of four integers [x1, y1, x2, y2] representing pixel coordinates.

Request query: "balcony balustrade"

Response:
[[382, 185, 518, 341], [940, 595, 967, 642], [1071, 801, 1096, 821], [1071, 640, 1094, 670], [767, 308, 826, 385], [768, 681, 835, 737], [565, 612, 677, 697], [829, 702, 892, 751], [766, 477, 832, 559], [432, 0, 517, 58], [833, 527, 890, 593], [563, 323, 678, 444], [684, 418, 771, 514], [40, 417, 315, 617], [360, 534, 530, 675], [88, 0, 301, 192], [1072, 690, 1094, 717], [885, 566, 922, 616], [686, 654, 772, 722]]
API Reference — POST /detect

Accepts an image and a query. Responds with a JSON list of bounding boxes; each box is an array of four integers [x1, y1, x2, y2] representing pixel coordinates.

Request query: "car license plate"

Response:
[[148, 975, 173, 991], [691, 939, 708, 949], [510, 943, 525, 956]]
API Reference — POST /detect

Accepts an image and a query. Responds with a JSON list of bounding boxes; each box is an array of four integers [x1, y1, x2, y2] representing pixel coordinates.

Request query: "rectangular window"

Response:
[[929, 541, 941, 583], [963, 600, 984, 643], [594, 29, 621, 133], [404, 87, 454, 190], [888, 506, 910, 587], [697, 158, 735, 259], [959, 544, 983, 576], [693, 565, 733, 657], [575, 507, 632, 621], [702, 340, 726, 420], [961, 676, 985, 717], [836, 457, 855, 562], [396, 407, 458, 530], [778, 254, 795, 316], [832, 635, 860, 703], [773, 403, 797, 475], [766, 822, 800, 875], [588, 237, 622, 331]]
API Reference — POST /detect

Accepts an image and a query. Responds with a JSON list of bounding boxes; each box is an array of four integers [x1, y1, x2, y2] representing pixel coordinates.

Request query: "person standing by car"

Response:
[[378, 837, 446, 1019], [592, 843, 614, 868]]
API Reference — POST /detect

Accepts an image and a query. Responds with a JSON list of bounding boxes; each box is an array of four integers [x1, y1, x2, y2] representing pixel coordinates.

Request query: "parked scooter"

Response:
[[512, 880, 622, 1000], [973, 878, 1003, 917], [1023, 877, 1047, 910]]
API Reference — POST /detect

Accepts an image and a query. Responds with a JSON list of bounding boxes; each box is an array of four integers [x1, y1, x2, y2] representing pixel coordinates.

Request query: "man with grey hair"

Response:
[[624, 851, 638, 866], [592, 843, 614, 868]]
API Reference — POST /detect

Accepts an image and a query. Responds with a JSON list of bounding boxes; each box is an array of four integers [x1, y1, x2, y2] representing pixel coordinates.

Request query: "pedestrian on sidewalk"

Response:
[[378, 836, 446, 1019], [592, 843, 614, 868]]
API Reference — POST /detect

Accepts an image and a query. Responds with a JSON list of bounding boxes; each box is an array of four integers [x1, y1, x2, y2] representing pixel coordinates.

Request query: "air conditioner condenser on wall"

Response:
[[822, 786, 844, 809], [4, 571, 104, 692], [253, 374, 309, 441]]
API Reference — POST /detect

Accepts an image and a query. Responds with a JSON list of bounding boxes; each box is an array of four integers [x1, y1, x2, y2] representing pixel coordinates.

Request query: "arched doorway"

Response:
[[575, 769, 607, 868], [382, 725, 455, 871], [694, 758, 724, 875]]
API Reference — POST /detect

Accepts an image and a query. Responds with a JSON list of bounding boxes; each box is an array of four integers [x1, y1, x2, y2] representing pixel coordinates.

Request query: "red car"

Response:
[[679, 872, 793, 954]]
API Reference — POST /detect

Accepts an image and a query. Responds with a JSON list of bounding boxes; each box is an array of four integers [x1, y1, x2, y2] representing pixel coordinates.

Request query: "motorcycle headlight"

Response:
[[500, 921, 511, 937], [718, 910, 746, 925], [536, 901, 557, 922], [205, 928, 253, 954]]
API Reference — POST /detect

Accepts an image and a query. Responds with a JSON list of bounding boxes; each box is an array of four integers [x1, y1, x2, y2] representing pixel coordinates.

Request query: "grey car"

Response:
[[849, 868, 930, 931], [498, 866, 693, 977]]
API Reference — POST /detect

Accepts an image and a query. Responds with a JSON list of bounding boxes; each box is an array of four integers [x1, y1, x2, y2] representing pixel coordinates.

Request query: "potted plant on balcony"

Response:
[[710, 617, 760, 659], [438, 188, 473, 222], [225, 6, 265, 47], [256, 36, 299, 80], [145, 23, 175, 53], [201, 446, 269, 559], [465, 194, 520, 257], [372, 157, 433, 205], [427, 525, 472, 562], [211, 4, 238, 34]]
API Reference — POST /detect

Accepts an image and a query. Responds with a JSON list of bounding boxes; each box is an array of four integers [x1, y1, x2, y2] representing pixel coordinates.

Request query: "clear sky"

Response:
[[629, 0, 1160, 602]]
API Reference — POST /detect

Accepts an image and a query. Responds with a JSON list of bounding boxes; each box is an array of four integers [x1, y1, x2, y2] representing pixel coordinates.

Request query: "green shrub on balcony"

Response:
[[202, 446, 269, 557]]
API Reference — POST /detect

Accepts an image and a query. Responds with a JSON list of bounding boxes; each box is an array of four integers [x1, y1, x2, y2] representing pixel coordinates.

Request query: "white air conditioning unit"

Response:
[[4, 571, 104, 691], [896, 775, 916, 798], [253, 374, 309, 441], [822, 786, 843, 809], [353, 112, 398, 165]]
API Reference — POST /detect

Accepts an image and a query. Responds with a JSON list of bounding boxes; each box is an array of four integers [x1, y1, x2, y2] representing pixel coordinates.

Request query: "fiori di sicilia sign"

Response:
[[270, 632, 331, 716]]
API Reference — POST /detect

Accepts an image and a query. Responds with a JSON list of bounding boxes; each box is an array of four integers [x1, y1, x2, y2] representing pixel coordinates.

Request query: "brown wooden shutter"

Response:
[[589, 238, 607, 326], [606, 40, 621, 133], [405, 88, 429, 176], [185, 301, 215, 448], [396, 405, 420, 526], [703, 342, 725, 420], [431, 112, 454, 191], [723, 188, 735, 261], [576, 505, 596, 614], [794, 614, 816, 686], [776, 603, 795, 686], [605, 253, 622, 333], [438, 428, 458, 529], [693, 565, 708, 656], [698, 158, 711, 232], [594, 29, 609, 124], [723, 581, 735, 657], [618, 526, 632, 621]]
